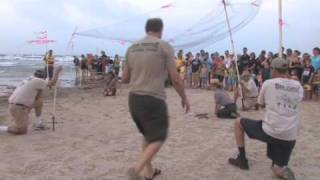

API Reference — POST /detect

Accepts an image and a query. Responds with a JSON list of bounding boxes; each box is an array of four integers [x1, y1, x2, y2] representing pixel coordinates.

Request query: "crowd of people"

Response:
[[73, 51, 122, 96], [175, 47, 320, 101]]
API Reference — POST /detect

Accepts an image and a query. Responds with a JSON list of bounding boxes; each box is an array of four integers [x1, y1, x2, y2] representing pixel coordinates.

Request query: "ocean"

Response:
[[0, 54, 77, 96]]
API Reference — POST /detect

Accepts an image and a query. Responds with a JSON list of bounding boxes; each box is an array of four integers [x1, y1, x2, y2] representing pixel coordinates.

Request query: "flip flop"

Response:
[[145, 168, 161, 180]]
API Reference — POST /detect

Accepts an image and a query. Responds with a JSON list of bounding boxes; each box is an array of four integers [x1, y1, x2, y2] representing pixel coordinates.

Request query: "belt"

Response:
[[10, 103, 29, 108], [245, 96, 258, 99]]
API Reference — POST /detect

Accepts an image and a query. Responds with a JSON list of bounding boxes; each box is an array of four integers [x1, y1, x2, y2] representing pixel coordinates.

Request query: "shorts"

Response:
[[44, 65, 54, 80], [217, 103, 237, 119], [129, 93, 169, 143], [9, 104, 30, 131], [192, 72, 200, 83], [228, 77, 237, 86], [216, 75, 224, 82], [240, 118, 296, 167], [243, 97, 258, 109]]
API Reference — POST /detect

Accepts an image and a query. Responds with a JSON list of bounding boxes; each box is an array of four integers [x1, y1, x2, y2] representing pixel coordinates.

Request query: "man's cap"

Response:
[[271, 57, 288, 70]]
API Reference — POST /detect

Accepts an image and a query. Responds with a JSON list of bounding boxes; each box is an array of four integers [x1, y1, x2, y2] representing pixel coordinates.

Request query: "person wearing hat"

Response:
[[234, 71, 259, 111], [212, 79, 239, 119], [228, 58, 303, 180], [0, 66, 63, 135]]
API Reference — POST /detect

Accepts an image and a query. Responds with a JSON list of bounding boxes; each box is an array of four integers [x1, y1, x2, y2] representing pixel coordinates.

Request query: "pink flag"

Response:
[[119, 40, 126, 46], [28, 39, 55, 45], [279, 19, 287, 26], [36, 34, 48, 40]]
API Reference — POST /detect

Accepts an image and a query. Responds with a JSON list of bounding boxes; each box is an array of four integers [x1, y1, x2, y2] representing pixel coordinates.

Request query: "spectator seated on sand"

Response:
[[212, 79, 239, 119], [103, 70, 118, 97]]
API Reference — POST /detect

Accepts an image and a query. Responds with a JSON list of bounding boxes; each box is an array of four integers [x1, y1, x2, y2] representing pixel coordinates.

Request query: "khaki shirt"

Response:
[[9, 77, 47, 107], [125, 35, 176, 100]]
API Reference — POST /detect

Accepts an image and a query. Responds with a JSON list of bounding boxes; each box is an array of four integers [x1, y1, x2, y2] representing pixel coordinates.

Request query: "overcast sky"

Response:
[[0, 0, 319, 55]]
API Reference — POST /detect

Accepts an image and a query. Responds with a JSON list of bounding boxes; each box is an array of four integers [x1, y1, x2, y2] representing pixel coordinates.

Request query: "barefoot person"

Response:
[[122, 18, 190, 180], [0, 66, 62, 134], [228, 58, 303, 180]]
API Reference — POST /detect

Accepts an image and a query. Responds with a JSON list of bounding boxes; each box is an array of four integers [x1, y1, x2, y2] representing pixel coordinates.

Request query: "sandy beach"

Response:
[[0, 85, 319, 180]]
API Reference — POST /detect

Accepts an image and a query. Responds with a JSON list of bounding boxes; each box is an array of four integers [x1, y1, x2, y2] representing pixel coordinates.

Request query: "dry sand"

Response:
[[0, 86, 319, 180]]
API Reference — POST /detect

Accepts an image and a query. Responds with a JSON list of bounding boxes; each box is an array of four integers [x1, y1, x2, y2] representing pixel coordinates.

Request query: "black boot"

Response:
[[228, 155, 249, 170]]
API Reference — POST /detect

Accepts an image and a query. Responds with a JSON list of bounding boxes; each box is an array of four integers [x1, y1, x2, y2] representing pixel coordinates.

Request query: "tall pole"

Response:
[[222, 0, 243, 100], [278, 0, 283, 58], [45, 44, 49, 80]]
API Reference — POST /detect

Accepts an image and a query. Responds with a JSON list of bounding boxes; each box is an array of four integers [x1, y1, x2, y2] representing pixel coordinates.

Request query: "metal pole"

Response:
[[222, 0, 243, 99], [52, 79, 58, 131], [46, 44, 49, 80], [278, 0, 283, 58]]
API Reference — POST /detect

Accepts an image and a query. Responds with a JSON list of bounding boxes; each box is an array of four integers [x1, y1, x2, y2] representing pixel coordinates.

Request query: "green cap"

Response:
[[271, 57, 288, 70]]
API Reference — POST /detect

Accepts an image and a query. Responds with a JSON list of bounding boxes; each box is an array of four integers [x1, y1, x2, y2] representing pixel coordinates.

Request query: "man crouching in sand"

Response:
[[123, 18, 190, 180], [228, 58, 303, 180], [0, 66, 62, 135]]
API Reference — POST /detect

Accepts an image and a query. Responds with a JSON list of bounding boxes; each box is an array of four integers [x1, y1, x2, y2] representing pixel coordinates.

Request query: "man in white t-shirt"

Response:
[[228, 58, 303, 180], [0, 66, 62, 135]]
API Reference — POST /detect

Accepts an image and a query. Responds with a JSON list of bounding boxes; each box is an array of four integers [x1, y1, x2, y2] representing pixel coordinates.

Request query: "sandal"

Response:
[[145, 168, 161, 180]]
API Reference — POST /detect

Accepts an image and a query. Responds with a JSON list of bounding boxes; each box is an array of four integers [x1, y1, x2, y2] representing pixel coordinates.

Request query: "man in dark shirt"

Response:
[[191, 54, 201, 88], [239, 47, 250, 75]]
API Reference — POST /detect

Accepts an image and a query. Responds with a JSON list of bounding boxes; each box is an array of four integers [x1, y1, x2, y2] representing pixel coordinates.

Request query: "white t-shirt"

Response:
[[245, 78, 259, 98], [9, 76, 47, 107], [258, 78, 304, 141]]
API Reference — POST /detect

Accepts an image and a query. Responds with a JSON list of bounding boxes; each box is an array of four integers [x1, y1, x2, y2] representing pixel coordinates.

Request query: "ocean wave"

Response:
[[0, 62, 19, 67]]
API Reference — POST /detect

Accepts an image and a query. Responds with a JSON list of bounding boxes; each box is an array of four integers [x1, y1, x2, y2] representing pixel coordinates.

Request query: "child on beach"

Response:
[[200, 63, 209, 89], [301, 57, 315, 100], [227, 60, 237, 91]]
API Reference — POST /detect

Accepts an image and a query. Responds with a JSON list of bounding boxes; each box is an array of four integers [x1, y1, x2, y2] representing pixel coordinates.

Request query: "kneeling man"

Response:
[[0, 66, 62, 135], [228, 58, 303, 180]]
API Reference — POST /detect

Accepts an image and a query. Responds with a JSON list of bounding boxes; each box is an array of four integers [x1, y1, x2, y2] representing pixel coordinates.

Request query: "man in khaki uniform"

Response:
[[0, 66, 62, 135], [123, 18, 190, 180]]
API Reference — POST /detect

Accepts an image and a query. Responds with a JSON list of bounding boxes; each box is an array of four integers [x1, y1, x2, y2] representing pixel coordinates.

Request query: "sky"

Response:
[[0, 0, 319, 56]]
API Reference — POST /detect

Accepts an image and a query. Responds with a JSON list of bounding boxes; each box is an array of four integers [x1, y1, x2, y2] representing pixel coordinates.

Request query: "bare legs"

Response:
[[131, 139, 163, 179]]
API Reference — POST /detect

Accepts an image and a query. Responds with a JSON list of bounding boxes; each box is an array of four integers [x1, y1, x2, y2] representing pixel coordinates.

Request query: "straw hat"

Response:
[[241, 71, 252, 82]]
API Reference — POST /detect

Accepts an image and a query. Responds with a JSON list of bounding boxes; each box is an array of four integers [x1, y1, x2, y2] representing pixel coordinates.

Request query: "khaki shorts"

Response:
[[9, 104, 30, 131], [243, 97, 257, 109]]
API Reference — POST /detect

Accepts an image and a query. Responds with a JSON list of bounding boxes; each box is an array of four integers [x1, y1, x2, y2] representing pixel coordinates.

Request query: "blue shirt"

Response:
[[312, 56, 320, 71]]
